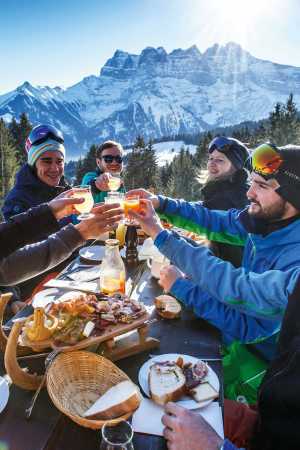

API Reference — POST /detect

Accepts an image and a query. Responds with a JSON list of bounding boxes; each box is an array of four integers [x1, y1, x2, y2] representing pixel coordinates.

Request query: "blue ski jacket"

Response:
[[155, 196, 300, 359]]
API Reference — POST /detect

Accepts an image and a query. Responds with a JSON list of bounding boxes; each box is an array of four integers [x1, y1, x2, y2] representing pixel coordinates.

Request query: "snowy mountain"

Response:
[[1, 42, 300, 159]]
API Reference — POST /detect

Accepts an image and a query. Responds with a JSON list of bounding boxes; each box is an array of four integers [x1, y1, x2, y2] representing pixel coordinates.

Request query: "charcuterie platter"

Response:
[[18, 291, 158, 357], [3, 290, 159, 390]]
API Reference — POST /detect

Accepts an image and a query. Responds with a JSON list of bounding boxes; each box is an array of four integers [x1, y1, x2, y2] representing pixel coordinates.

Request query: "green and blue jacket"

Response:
[[82, 169, 125, 203], [155, 195, 300, 360]]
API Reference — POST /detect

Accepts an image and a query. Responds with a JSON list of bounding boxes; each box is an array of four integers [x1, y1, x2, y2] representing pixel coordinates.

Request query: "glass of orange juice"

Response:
[[124, 195, 140, 224], [72, 185, 94, 220]]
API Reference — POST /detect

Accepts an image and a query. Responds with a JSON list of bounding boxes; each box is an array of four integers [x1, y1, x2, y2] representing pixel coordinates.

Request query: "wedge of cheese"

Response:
[[190, 381, 219, 403]]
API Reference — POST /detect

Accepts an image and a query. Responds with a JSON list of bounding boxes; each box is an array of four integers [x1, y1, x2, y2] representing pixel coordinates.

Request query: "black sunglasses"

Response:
[[101, 155, 123, 164]]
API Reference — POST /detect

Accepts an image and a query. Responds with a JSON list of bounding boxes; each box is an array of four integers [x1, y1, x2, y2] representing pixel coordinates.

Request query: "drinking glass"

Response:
[[72, 185, 94, 220], [124, 195, 140, 224], [107, 173, 121, 191], [104, 192, 125, 208], [100, 420, 134, 450]]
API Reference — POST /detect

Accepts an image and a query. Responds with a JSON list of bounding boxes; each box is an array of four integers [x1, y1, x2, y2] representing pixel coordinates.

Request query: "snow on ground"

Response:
[[124, 140, 197, 166]]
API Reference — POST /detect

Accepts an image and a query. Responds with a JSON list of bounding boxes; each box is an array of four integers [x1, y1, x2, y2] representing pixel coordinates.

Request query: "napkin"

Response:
[[132, 397, 223, 438], [138, 238, 167, 262], [43, 278, 99, 293], [66, 266, 100, 282]]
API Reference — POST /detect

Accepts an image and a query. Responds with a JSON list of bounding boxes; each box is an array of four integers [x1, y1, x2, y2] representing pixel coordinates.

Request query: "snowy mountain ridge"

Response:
[[1, 42, 300, 158]]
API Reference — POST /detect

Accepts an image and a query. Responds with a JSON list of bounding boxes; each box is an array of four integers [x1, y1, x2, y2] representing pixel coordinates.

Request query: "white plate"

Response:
[[0, 377, 10, 413], [79, 245, 105, 262], [138, 353, 220, 410], [31, 288, 62, 308], [79, 245, 129, 262], [32, 288, 88, 308]]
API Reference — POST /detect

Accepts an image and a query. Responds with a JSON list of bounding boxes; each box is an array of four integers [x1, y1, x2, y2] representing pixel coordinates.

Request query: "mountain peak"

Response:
[[202, 41, 251, 62], [18, 81, 33, 91], [2, 42, 300, 156], [185, 45, 201, 56], [139, 46, 168, 64]]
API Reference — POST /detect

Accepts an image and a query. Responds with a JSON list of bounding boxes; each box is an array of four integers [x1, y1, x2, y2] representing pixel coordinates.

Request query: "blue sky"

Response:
[[1, 0, 300, 94]]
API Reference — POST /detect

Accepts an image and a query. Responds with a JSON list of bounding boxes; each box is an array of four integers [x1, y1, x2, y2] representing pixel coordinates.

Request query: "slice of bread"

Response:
[[190, 381, 219, 403], [83, 380, 142, 420], [149, 362, 186, 405], [154, 295, 181, 319]]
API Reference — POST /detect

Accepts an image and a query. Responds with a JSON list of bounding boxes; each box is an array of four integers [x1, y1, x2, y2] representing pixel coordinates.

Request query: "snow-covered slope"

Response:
[[1, 42, 300, 158], [124, 141, 197, 166]]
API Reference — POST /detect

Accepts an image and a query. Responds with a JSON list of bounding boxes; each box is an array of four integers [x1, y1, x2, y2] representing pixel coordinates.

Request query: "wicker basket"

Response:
[[47, 351, 137, 429]]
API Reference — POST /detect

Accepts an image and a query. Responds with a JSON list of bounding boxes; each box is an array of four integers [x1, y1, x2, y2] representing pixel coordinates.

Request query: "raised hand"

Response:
[[128, 199, 163, 239], [49, 189, 85, 219], [126, 189, 160, 209], [94, 173, 111, 191], [75, 203, 124, 240]]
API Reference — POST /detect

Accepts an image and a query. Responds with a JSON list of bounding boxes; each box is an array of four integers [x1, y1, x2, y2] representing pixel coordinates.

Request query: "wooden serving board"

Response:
[[19, 311, 159, 360]]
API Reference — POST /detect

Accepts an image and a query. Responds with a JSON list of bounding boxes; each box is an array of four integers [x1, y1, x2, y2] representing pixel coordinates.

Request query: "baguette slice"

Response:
[[83, 380, 142, 420], [149, 362, 186, 405], [154, 295, 181, 319], [190, 381, 219, 403]]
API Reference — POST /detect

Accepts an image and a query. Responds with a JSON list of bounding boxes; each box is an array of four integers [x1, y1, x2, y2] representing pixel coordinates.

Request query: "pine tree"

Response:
[[165, 148, 197, 200], [9, 113, 32, 165], [284, 93, 299, 143], [140, 140, 159, 191], [0, 119, 18, 205], [194, 132, 212, 169], [124, 136, 150, 190], [268, 95, 300, 146], [159, 163, 172, 193], [269, 102, 285, 145], [75, 144, 97, 184], [252, 123, 267, 146]]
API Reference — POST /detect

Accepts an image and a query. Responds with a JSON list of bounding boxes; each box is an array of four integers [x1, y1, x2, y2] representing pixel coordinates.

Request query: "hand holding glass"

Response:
[[108, 173, 121, 191], [124, 196, 140, 224], [72, 185, 94, 220]]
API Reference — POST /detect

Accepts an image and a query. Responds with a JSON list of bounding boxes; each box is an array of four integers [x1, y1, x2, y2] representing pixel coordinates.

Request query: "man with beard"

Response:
[[200, 137, 249, 267], [127, 143, 300, 403]]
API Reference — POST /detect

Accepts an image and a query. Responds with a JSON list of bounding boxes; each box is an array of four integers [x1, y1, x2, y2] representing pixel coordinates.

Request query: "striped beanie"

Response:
[[27, 139, 66, 166]]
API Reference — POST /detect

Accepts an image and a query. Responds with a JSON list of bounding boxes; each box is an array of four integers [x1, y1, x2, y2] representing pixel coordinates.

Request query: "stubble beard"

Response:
[[249, 198, 288, 222]]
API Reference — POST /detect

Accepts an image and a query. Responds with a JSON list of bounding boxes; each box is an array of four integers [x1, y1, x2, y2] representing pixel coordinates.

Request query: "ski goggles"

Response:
[[101, 155, 123, 164], [208, 136, 233, 153], [25, 124, 64, 153], [251, 143, 283, 178]]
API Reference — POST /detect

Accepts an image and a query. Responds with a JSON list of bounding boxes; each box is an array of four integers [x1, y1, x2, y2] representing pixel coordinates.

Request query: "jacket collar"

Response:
[[201, 169, 248, 196]]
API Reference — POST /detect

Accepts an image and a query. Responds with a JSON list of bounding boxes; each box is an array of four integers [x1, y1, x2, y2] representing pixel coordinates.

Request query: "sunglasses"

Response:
[[208, 136, 233, 154], [251, 143, 283, 178], [25, 124, 64, 153], [101, 155, 123, 164]]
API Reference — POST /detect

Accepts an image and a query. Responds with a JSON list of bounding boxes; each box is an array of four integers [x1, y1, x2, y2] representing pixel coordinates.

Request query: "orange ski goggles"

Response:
[[251, 143, 283, 179]]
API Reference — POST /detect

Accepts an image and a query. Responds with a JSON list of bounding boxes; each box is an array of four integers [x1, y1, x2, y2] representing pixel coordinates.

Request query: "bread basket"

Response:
[[47, 351, 137, 429]]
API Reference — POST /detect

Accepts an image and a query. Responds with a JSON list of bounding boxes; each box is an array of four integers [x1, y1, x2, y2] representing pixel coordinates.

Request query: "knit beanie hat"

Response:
[[27, 139, 66, 166], [273, 145, 300, 211], [208, 136, 249, 170]]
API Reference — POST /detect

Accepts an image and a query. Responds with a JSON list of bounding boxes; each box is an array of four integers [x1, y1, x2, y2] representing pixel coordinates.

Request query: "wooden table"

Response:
[[0, 265, 222, 450]]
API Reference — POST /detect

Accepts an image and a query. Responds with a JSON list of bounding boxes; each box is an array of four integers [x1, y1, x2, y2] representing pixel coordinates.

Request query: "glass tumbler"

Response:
[[99, 420, 134, 450]]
